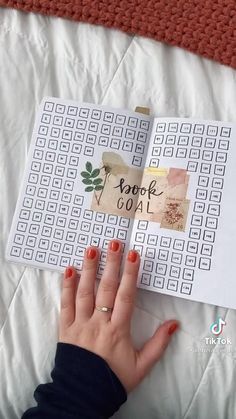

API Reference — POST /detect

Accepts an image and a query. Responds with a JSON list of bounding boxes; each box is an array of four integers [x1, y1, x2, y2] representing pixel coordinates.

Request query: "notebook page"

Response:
[[130, 117, 236, 309], [6, 97, 152, 274]]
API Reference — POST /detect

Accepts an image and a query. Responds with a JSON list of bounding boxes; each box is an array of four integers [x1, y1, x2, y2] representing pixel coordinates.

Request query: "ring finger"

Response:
[[94, 239, 122, 321]]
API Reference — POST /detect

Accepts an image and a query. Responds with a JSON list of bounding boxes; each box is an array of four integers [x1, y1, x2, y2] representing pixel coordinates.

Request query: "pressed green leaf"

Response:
[[95, 185, 104, 191], [91, 168, 100, 178], [85, 186, 94, 192], [93, 178, 103, 185], [86, 162, 93, 173], [82, 178, 93, 185], [81, 171, 90, 178]]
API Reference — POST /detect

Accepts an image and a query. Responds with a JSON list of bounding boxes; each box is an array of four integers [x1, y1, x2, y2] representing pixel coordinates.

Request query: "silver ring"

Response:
[[95, 306, 113, 313]]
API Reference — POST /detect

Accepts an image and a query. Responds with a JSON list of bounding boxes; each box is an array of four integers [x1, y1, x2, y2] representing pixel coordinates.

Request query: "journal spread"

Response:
[[6, 97, 236, 309]]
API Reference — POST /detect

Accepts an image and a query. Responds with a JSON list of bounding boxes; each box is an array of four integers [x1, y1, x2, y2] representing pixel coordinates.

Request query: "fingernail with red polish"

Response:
[[65, 267, 73, 279], [168, 322, 179, 336], [86, 248, 97, 260], [127, 250, 138, 263], [109, 240, 120, 252]]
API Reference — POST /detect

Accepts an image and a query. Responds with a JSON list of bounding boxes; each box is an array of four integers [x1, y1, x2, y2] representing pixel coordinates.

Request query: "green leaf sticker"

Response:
[[95, 185, 104, 191], [93, 178, 103, 185], [91, 168, 100, 178], [85, 186, 94, 192], [86, 162, 92, 173], [81, 171, 90, 178], [82, 179, 93, 185]]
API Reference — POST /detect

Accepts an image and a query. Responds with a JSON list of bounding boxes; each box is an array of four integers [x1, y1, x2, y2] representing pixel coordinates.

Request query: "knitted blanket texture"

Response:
[[0, 0, 236, 68]]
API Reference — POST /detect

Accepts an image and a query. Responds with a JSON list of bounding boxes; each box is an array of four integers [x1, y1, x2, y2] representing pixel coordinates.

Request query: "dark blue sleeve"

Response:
[[22, 343, 127, 419]]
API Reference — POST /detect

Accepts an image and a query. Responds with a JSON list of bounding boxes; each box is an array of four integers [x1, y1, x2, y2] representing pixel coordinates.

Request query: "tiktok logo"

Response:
[[210, 317, 226, 336]]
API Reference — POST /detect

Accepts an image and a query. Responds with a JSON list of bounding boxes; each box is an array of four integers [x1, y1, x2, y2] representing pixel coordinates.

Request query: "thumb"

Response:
[[136, 320, 179, 380]]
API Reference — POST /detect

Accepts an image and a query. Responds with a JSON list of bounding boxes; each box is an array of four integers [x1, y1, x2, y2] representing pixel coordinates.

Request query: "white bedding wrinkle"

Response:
[[0, 7, 236, 419]]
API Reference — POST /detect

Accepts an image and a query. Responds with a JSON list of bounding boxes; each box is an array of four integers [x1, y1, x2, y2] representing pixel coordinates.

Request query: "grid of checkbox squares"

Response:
[[9, 99, 151, 271], [143, 120, 231, 296]]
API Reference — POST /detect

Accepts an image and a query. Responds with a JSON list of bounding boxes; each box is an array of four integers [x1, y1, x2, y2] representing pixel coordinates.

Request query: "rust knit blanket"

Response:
[[0, 0, 236, 69]]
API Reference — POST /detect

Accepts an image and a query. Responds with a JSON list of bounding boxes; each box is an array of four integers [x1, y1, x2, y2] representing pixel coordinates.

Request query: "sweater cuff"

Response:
[[52, 342, 127, 418]]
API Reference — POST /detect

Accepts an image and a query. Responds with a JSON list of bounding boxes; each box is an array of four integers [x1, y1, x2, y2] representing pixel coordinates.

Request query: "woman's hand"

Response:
[[59, 239, 179, 392]]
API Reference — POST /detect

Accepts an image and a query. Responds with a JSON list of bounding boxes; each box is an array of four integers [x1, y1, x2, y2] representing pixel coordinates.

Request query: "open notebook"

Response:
[[6, 97, 236, 309]]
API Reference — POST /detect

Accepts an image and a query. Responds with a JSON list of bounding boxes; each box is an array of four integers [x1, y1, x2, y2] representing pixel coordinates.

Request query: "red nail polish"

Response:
[[168, 323, 179, 336], [109, 240, 120, 252], [86, 248, 97, 260], [127, 250, 137, 263], [65, 267, 73, 279]]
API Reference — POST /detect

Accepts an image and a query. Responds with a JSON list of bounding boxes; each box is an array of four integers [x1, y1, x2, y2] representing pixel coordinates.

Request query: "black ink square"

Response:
[[33, 149, 43, 160], [51, 127, 60, 138], [137, 132, 147, 143], [53, 115, 63, 126], [41, 226, 52, 237], [146, 247, 156, 259], [175, 146, 187, 158], [193, 202, 205, 213], [135, 232, 145, 243], [180, 283, 192, 295], [89, 121, 98, 132], [35, 251, 46, 263], [110, 138, 120, 149], [26, 185, 36, 196], [218, 140, 229, 150], [178, 136, 189, 146], [119, 217, 130, 228], [115, 114, 126, 125], [79, 108, 89, 118], [189, 149, 200, 159], [170, 266, 180, 279], [203, 230, 215, 243], [199, 257, 211, 270], [141, 273, 151, 286], [132, 156, 142, 167], [149, 158, 159, 167], [103, 112, 114, 123], [189, 228, 201, 240], [52, 178, 62, 189], [128, 117, 138, 128], [68, 106, 78, 116], [153, 276, 165, 288], [140, 120, 150, 131], [210, 190, 222, 203], [164, 147, 174, 157], [44, 101, 54, 112], [173, 239, 185, 251], [220, 127, 231, 137], [193, 124, 204, 135], [187, 161, 198, 172], [212, 178, 224, 189], [43, 163, 53, 174], [55, 103, 65, 114], [200, 163, 211, 174], [50, 190, 60, 200], [196, 189, 208, 200], [187, 241, 198, 254], [158, 249, 168, 261], [216, 152, 227, 163], [23, 248, 33, 260], [91, 109, 101, 120], [198, 176, 209, 187], [183, 268, 194, 281], [185, 255, 196, 267], [214, 165, 225, 176], [202, 150, 213, 161], [191, 136, 202, 147], [74, 132, 84, 142]]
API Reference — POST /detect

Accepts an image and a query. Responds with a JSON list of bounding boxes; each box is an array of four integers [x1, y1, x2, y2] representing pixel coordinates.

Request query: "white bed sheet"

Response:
[[0, 8, 236, 418]]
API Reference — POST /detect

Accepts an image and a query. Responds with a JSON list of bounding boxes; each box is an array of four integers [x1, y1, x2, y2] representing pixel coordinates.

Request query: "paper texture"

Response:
[[5, 97, 236, 309]]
